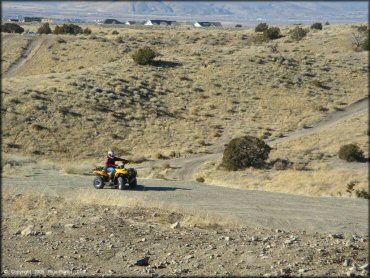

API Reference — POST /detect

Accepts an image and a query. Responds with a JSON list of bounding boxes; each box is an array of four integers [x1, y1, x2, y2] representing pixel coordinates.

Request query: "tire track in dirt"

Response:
[[169, 97, 368, 180], [3, 36, 46, 78]]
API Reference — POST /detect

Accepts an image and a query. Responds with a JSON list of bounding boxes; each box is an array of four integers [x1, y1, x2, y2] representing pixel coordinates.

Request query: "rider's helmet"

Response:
[[108, 150, 115, 159]]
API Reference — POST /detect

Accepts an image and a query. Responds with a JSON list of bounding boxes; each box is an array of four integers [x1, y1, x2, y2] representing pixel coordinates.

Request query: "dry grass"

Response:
[[2, 154, 37, 177], [2, 187, 239, 229]]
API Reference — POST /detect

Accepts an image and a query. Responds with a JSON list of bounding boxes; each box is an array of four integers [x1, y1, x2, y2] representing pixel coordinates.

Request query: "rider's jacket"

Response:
[[105, 156, 124, 167]]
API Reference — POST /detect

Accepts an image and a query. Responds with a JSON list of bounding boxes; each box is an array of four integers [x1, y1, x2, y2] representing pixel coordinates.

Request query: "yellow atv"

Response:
[[92, 161, 137, 190]]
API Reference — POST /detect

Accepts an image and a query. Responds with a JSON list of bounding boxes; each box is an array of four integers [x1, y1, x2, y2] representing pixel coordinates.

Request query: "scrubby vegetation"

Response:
[[1, 22, 24, 34], [37, 22, 52, 34], [339, 144, 365, 162], [221, 136, 272, 171], [289, 26, 309, 41], [54, 23, 83, 35], [83, 28, 92, 35], [255, 23, 268, 33], [351, 25, 369, 51], [310, 22, 323, 30], [346, 180, 369, 199], [131, 47, 157, 65], [263, 27, 281, 40]]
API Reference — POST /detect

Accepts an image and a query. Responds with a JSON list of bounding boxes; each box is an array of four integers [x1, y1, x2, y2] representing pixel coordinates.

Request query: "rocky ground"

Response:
[[2, 194, 368, 277]]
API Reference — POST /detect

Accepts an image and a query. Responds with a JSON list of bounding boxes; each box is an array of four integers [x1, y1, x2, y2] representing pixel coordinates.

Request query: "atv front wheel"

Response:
[[118, 176, 126, 190], [93, 177, 105, 189], [129, 178, 137, 189]]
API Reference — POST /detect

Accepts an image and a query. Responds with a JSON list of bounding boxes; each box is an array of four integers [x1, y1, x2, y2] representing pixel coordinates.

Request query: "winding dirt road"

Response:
[[168, 97, 368, 180], [3, 170, 368, 235]]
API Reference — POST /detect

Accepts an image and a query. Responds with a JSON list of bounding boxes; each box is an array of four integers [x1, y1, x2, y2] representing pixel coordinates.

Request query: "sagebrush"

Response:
[[221, 136, 271, 171]]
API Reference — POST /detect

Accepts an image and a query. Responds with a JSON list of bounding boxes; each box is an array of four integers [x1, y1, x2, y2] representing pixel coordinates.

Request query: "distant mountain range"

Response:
[[2, 1, 368, 24]]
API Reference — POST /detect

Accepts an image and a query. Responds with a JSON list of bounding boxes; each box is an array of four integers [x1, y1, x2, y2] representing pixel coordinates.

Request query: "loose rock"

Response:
[[171, 222, 180, 229], [135, 257, 150, 266], [24, 257, 40, 263], [21, 225, 35, 236]]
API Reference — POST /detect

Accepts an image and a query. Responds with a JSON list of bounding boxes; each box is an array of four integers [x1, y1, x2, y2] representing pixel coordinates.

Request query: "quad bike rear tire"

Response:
[[93, 176, 105, 189], [129, 178, 137, 189], [118, 176, 125, 190]]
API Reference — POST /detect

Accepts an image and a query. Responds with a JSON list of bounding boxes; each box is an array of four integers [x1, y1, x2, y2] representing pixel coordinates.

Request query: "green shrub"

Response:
[[131, 47, 157, 65], [325, 21, 330, 25], [255, 23, 268, 32], [289, 26, 309, 41], [263, 27, 281, 40], [83, 28, 92, 35], [221, 136, 272, 171], [356, 25, 368, 33], [346, 180, 357, 194], [362, 31, 369, 51], [1, 23, 24, 33], [351, 29, 369, 51], [339, 144, 365, 162], [112, 30, 119, 35], [37, 22, 52, 34], [54, 24, 83, 35], [345, 180, 369, 199], [355, 189, 370, 199], [196, 177, 205, 183], [310, 22, 323, 30]]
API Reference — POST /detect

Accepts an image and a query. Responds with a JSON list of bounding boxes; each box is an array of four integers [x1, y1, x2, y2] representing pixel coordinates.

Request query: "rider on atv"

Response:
[[105, 150, 128, 184]]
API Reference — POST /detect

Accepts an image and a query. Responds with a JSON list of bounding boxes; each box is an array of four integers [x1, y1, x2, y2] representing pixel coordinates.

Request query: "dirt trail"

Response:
[[3, 36, 46, 78], [168, 97, 368, 180], [3, 171, 368, 235]]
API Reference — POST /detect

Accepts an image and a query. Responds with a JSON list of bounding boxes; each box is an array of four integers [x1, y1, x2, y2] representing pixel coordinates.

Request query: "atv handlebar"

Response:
[[93, 160, 130, 171]]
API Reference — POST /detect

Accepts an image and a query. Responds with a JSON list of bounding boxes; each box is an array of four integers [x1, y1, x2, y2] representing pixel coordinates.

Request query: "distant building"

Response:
[[23, 17, 43, 23], [103, 19, 123, 24], [144, 20, 177, 26], [125, 20, 145, 25], [61, 18, 84, 23], [194, 21, 222, 27], [41, 18, 53, 23]]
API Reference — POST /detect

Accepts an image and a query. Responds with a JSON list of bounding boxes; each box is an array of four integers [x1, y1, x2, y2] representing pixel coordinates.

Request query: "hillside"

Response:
[[2, 22, 368, 196]]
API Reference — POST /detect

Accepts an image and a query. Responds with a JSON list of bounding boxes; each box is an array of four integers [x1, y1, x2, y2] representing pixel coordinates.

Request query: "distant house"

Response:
[[103, 19, 123, 24], [125, 20, 145, 25], [144, 20, 177, 26], [194, 21, 222, 28], [22, 17, 43, 23]]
